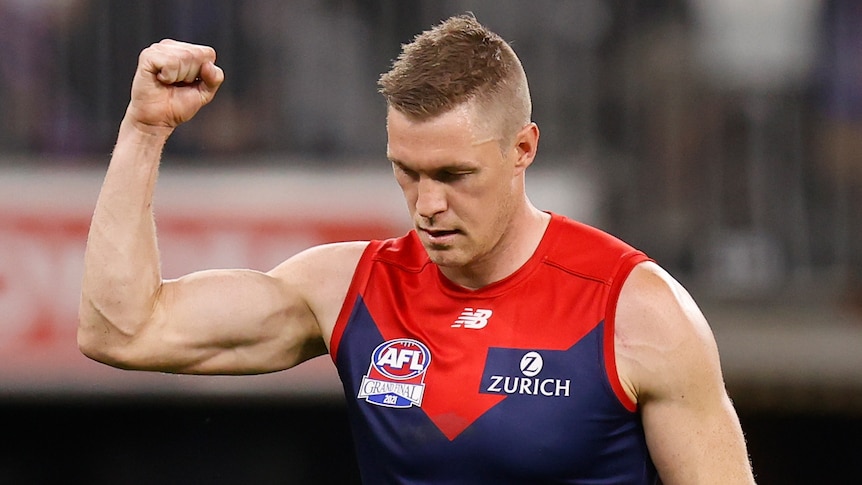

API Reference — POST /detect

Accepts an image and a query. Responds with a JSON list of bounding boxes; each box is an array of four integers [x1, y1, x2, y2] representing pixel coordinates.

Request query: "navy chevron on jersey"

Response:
[[330, 213, 658, 484]]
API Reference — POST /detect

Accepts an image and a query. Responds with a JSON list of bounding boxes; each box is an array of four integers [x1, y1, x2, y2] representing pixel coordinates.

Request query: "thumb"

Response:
[[198, 61, 225, 104]]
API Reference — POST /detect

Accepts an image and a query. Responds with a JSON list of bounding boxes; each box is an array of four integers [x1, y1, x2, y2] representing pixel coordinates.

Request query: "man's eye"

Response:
[[436, 171, 468, 182], [394, 164, 419, 179]]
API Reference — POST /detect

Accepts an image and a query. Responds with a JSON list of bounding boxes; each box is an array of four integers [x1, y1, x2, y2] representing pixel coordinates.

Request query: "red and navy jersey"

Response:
[[330, 213, 657, 484]]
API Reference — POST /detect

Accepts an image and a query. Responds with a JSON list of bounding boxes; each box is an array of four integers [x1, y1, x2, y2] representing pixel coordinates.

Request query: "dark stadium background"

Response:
[[1, 1, 860, 483]]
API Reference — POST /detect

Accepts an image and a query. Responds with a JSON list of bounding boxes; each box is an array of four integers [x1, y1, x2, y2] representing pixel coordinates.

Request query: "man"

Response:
[[78, 14, 755, 484]]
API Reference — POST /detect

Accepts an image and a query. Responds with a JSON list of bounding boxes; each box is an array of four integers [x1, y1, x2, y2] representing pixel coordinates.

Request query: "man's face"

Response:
[[386, 104, 519, 272]]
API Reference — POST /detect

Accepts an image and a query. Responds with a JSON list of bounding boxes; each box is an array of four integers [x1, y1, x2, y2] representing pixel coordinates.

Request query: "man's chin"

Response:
[[423, 245, 463, 267]]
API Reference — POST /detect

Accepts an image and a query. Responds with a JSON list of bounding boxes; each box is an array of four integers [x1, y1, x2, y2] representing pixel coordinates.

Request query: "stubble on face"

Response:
[[422, 154, 517, 274], [387, 103, 522, 281]]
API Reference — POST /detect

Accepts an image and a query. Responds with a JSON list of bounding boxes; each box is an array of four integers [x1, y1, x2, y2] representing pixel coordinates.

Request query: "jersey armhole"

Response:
[[329, 240, 382, 363], [603, 251, 653, 412]]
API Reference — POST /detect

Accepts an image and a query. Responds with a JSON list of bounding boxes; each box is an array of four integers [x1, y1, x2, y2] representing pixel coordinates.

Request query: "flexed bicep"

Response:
[[84, 267, 324, 375], [147, 268, 326, 375], [81, 241, 368, 375]]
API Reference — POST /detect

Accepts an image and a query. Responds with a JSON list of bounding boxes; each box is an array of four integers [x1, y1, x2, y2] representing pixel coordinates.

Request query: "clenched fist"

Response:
[[126, 39, 225, 135]]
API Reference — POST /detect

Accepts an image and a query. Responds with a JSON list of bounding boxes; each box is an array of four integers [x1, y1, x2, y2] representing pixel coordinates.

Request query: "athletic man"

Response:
[[78, 14, 755, 484]]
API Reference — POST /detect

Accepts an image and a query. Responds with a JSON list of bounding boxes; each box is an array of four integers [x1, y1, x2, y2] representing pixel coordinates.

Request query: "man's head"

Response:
[[380, 15, 542, 288], [378, 14, 531, 148]]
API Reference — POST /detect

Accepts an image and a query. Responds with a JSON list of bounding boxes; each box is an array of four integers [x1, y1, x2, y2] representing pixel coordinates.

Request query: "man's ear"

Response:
[[513, 122, 540, 175]]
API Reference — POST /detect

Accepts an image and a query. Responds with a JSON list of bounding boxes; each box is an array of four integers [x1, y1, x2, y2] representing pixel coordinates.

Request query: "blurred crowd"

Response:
[[0, 0, 859, 303]]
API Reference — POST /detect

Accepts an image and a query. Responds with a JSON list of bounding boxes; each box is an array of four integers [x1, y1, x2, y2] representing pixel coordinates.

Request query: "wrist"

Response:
[[118, 115, 173, 145]]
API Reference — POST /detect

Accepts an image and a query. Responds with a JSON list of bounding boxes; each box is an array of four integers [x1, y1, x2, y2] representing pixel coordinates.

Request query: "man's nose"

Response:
[[415, 177, 447, 219]]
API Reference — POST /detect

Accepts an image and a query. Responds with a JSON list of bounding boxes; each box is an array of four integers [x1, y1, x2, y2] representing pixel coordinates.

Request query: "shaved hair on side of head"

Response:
[[378, 14, 532, 147]]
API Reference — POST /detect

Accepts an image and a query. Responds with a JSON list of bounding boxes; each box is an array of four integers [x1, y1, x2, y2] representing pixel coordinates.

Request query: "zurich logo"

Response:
[[481, 348, 572, 398], [519, 351, 543, 377]]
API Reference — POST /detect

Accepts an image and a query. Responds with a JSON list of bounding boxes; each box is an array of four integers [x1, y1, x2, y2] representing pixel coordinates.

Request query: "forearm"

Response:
[[78, 116, 172, 356]]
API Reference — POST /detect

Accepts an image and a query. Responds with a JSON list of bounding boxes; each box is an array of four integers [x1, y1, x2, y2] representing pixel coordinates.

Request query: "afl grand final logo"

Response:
[[357, 339, 432, 408]]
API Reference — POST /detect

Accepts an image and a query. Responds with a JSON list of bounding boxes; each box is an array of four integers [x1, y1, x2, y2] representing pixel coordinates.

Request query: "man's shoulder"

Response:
[[544, 213, 649, 281], [550, 213, 638, 251], [272, 240, 372, 289], [615, 261, 715, 378]]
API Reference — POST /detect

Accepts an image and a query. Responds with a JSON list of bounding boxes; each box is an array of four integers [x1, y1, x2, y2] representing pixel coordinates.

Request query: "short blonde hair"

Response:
[[378, 14, 532, 145]]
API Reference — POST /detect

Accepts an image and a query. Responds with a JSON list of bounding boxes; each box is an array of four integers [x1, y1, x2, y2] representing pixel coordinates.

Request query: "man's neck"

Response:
[[441, 206, 551, 290]]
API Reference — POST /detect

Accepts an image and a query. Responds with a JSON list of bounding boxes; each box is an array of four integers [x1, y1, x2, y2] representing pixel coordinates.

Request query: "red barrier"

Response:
[[0, 168, 410, 397]]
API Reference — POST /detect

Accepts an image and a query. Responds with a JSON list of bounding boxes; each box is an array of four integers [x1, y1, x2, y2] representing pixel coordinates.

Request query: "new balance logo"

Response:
[[452, 308, 492, 329]]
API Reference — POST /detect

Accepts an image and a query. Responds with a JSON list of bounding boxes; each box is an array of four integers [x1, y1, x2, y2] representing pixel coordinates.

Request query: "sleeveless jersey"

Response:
[[330, 213, 657, 484]]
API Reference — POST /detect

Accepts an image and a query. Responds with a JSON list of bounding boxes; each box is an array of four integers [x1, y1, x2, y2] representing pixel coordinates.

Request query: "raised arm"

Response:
[[77, 40, 362, 375], [615, 262, 756, 484]]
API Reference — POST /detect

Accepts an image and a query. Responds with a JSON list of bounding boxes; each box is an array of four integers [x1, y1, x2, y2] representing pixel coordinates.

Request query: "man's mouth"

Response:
[[421, 227, 461, 241]]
